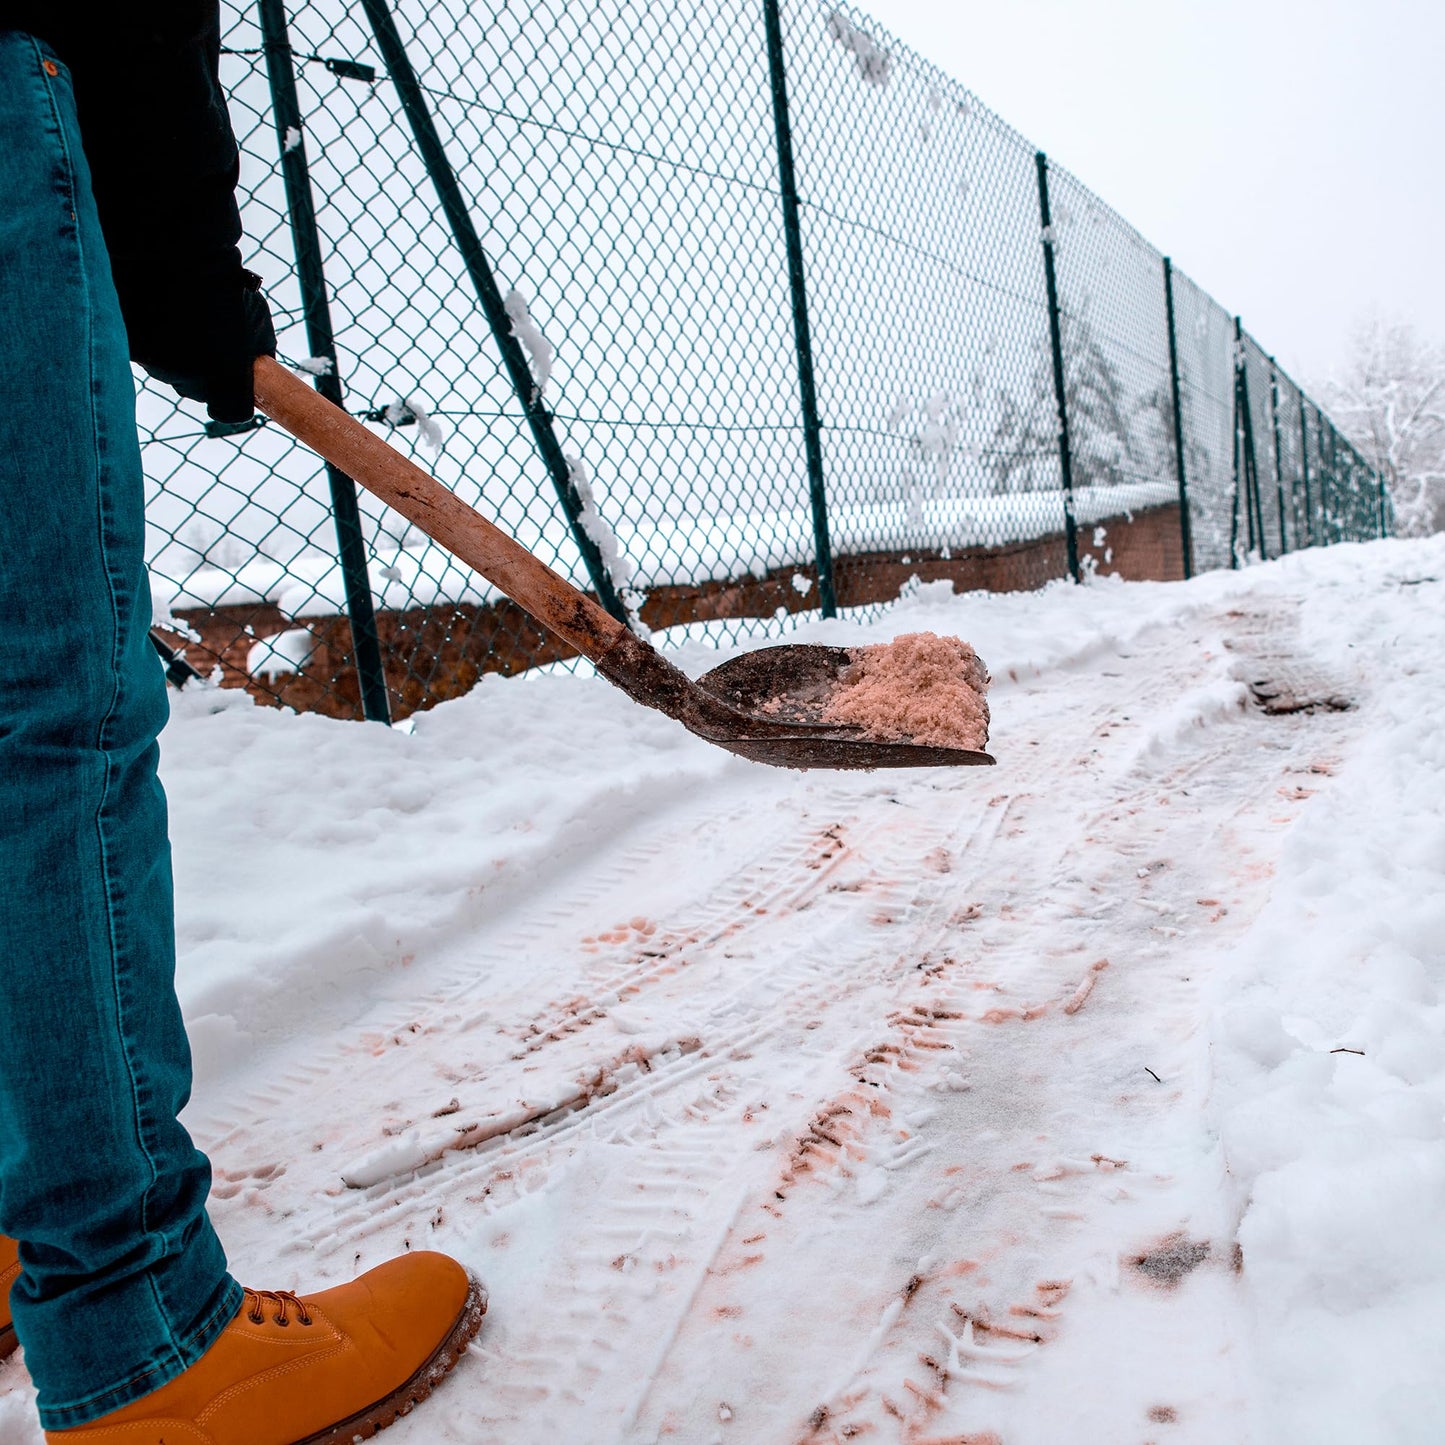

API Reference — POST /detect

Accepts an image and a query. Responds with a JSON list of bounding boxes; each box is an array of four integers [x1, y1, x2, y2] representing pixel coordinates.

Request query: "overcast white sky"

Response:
[[863, 0, 1443, 384]]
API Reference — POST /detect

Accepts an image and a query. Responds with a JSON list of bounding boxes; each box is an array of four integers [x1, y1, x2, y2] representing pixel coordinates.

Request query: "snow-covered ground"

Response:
[[5, 537, 1445, 1443]]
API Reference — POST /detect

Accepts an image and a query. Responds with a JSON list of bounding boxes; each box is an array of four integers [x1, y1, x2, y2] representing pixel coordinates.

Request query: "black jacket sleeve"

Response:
[[5, 2, 275, 419]]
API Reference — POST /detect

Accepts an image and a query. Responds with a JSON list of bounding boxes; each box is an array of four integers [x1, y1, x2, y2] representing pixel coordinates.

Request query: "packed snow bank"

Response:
[[1207, 542, 1445, 1443]]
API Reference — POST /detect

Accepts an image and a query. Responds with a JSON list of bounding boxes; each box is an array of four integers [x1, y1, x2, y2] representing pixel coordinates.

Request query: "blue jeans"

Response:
[[0, 32, 242, 1431]]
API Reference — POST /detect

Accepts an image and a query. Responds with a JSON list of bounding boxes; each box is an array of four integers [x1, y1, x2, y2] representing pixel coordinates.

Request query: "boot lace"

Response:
[[244, 1288, 313, 1328]]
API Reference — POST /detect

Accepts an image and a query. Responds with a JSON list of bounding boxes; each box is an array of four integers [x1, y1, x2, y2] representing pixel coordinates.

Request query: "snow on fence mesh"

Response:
[[137, 0, 1388, 722]]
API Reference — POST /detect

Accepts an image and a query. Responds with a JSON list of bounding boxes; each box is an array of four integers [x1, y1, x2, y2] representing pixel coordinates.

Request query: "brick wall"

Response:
[[158, 502, 1187, 721]]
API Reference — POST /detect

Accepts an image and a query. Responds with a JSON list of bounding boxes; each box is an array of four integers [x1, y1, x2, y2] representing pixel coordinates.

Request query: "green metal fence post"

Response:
[[259, 0, 392, 723], [1325, 418, 1340, 542], [1233, 319, 1265, 558], [1268, 358, 1288, 554], [1352, 445, 1364, 537], [1342, 434, 1354, 539], [1280, 376, 1306, 547], [361, 0, 628, 624], [761, 0, 838, 617], [149, 632, 205, 689], [1162, 259, 1194, 579], [1230, 324, 1246, 564], [1334, 423, 1346, 541], [1035, 152, 1081, 583], [1249, 406, 1266, 554], [1298, 400, 1315, 546]]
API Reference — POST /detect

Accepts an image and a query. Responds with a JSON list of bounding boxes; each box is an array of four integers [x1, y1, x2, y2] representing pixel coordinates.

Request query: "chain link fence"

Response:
[[140, 0, 1388, 722]]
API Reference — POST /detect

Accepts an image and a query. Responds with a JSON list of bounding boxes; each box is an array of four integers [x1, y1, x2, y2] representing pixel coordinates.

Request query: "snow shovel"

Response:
[[253, 357, 994, 770]]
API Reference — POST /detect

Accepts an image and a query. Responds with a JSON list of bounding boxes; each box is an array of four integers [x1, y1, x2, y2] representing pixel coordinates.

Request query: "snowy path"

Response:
[[184, 599, 1354, 1439], [4, 541, 1444, 1445]]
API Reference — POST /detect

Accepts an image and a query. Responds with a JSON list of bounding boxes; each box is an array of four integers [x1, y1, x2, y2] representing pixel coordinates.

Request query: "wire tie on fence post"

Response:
[[324, 57, 377, 84]]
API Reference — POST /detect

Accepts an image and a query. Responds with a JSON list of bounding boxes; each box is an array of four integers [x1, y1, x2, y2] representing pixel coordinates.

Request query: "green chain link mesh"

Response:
[[138, 0, 1385, 721]]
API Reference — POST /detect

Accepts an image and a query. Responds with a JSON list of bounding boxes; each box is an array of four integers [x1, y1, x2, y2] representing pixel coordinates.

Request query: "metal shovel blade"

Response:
[[681, 644, 996, 770]]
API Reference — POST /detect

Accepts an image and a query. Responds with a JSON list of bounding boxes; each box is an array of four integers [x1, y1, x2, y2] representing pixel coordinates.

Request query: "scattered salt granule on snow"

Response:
[[822, 632, 990, 750], [1063, 959, 1109, 1015]]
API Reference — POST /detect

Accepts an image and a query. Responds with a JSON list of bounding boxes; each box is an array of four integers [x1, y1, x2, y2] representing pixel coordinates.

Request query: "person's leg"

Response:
[[0, 31, 242, 1430]]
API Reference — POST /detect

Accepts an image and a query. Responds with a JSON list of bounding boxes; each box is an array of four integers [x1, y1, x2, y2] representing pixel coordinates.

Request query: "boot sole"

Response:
[[0, 1322, 15, 1361], [297, 1272, 487, 1444]]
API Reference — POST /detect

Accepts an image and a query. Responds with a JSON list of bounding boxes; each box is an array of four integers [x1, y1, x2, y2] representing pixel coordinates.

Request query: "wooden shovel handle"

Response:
[[252, 355, 631, 666]]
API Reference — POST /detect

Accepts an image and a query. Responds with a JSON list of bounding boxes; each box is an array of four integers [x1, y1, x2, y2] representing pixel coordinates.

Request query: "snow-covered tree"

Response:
[[986, 322, 1172, 495], [1316, 319, 1445, 537]]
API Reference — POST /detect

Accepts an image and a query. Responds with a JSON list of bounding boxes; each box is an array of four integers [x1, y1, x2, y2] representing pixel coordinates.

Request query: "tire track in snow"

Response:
[[194, 598, 1213, 1193], [201, 611, 1199, 1396], [313, 833, 966, 1440], [196, 802, 896, 1234], [261, 775, 1002, 1441], [311, 792, 977, 1225]]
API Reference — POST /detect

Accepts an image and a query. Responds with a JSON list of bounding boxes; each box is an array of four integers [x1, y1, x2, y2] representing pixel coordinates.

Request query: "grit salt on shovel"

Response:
[[253, 356, 994, 770]]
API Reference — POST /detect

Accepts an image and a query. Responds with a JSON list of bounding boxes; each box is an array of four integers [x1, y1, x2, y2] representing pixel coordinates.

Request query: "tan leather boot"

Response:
[[45, 1251, 485, 1443], [0, 1234, 18, 1360]]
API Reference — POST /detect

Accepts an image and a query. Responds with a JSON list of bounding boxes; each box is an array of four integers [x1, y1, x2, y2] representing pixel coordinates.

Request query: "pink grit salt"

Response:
[[821, 631, 990, 751]]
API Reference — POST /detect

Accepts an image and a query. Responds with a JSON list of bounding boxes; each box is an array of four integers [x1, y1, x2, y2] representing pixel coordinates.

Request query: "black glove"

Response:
[[129, 267, 277, 423]]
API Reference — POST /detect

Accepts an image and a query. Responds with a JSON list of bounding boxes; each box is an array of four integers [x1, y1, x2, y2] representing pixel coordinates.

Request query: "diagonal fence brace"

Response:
[[360, 0, 629, 625]]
